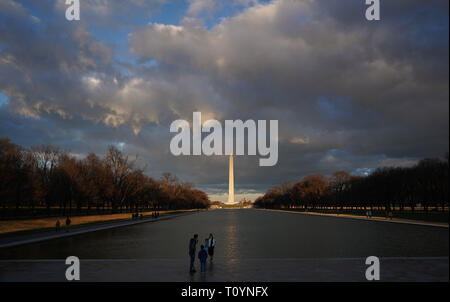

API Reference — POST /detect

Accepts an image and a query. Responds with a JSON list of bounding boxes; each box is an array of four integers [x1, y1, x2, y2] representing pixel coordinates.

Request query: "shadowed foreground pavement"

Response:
[[0, 257, 448, 282]]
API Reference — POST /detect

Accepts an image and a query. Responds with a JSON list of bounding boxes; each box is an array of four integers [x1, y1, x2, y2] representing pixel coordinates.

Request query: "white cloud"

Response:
[[83, 76, 102, 89], [187, 0, 217, 16], [290, 137, 310, 144]]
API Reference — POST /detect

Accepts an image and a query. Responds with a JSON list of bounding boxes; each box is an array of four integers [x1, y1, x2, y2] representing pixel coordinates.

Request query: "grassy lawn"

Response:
[[217, 204, 253, 209], [0, 209, 199, 237]]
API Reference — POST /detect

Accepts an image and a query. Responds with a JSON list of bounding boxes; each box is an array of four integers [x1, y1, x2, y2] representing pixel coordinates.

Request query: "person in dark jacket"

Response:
[[65, 217, 71, 232], [198, 245, 208, 272], [207, 233, 216, 261], [189, 234, 198, 273], [55, 219, 61, 232]]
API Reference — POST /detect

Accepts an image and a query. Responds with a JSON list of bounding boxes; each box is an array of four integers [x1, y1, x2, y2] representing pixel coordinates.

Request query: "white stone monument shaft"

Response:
[[228, 154, 234, 204]]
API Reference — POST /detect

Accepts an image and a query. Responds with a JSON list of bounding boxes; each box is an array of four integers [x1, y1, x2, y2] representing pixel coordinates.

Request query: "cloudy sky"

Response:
[[0, 0, 448, 202]]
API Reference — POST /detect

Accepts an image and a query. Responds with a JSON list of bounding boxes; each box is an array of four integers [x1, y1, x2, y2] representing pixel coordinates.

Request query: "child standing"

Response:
[[198, 245, 208, 272]]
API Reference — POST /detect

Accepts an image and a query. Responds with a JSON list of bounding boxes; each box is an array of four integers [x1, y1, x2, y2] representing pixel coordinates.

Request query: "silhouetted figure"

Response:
[[389, 211, 393, 220], [189, 234, 198, 273], [198, 245, 208, 272], [207, 233, 216, 261], [55, 219, 61, 232], [368, 210, 373, 218], [65, 217, 71, 232]]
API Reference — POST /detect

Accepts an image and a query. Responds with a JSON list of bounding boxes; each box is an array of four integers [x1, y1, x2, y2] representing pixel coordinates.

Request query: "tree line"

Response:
[[254, 155, 449, 213], [0, 137, 210, 218]]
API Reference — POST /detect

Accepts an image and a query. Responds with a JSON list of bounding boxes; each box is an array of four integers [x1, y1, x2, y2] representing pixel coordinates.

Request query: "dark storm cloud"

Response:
[[0, 0, 448, 201]]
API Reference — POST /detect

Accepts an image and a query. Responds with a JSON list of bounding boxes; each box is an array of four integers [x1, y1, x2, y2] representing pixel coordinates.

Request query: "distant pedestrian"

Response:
[[55, 219, 61, 232], [368, 210, 373, 218], [207, 233, 216, 261], [65, 217, 71, 232], [189, 234, 198, 273], [389, 211, 393, 220], [198, 245, 208, 272]]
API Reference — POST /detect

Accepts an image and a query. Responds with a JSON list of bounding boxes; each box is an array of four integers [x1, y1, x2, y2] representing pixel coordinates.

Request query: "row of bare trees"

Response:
[[0, 137, 210, 218], [254, 155, 449, 213]]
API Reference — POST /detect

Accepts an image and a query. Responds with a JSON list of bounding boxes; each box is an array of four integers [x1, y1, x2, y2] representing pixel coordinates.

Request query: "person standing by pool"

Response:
[[207, 233, 216, 261], [65, 217, 71, 232], [55, 218, 61, 232], [189, 234, 198, 273]]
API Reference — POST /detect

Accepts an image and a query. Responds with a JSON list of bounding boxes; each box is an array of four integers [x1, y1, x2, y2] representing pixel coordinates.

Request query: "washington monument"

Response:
[[228, 154, 235, 204]]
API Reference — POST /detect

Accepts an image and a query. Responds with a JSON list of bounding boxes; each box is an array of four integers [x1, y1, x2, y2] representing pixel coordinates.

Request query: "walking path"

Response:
[[0, 257, 448, 282], [259, 208, 449, 228], [0, 211, 199, 249]]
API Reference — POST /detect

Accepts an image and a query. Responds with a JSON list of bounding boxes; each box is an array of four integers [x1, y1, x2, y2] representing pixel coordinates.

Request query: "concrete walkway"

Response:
[[0, 257, 448, 282], [259, 208, 449, 228], [0, 211, 199, 249]]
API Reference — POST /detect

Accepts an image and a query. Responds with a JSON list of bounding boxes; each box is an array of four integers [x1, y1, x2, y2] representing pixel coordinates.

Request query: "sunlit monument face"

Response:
[[228, 155, 234, 204]]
